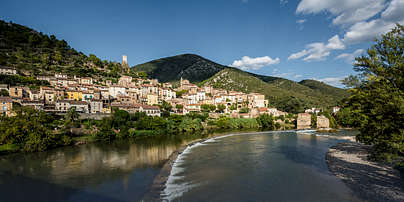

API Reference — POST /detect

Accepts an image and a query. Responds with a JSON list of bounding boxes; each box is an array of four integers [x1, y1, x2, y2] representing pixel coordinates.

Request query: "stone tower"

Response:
[[122, 55, 129, 73], [122, 55, 128, 65]]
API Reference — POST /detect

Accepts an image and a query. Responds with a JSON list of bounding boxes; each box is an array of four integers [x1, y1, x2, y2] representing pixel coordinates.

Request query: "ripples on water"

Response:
[[162, 130, 362, 202], [0, 130, 360, 202]]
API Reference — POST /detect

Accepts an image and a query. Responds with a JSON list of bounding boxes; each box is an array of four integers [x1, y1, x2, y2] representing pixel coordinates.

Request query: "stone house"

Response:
[[9, 86, 25, 98], [147, 94, 158, 106], [109, 85, 126, 98], [56, 100, 70, 112], [66, 90, 82, 101], [0, 66, 17, 75], [21, 100, 44, 111], [89, 99, 103, 114], [141, 105, 161, 117], [69, 101, 89, 113], [297, 113, 311, 129], [0, 96, 13, 116], [317, 115, 330, 129], [80, 77, 93, 85]]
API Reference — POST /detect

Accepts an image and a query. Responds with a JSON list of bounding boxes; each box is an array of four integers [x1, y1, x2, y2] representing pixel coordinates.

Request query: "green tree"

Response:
[[217, 104, 226, 113], [201, 104, 211, 112], [230, 104, 237, 110], [0, 89, 9, 96], [344, 24, 404, 158], [256, 114, 275, 130], [64, 107, 80, 135], [175, 104, 183, 110], [209, 104, 216, 112], [311, 114, 317, 128]]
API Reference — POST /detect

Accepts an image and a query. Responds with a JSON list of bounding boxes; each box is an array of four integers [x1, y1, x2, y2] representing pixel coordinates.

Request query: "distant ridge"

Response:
[[133, 54, 349, 112]]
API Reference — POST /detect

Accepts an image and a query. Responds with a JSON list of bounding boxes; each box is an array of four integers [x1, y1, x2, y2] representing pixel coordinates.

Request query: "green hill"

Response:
[[133, 54, 348, 113], [132, 54, 227, 83], [0, 20, 347, 113], [201, 68, 347, 112], [0, 20, 126, 79]]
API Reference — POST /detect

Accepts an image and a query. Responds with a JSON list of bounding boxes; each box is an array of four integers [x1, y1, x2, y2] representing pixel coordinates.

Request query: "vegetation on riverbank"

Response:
[[0, 106, 281, 154], [339, 24, 404, 170], [0, 106, 71, 153]]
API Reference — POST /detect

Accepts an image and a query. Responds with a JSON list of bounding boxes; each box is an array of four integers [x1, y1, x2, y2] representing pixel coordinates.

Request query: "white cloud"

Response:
[[231, 56, 280, 70], [315, 76, 346, 87], [382, 0, 404, 21], [343, 0, 404, 45], [290, 0, 404, 62], [288, 35, 345, 61], [296, 0, 387, 25], [280, 0, 288, 5], [336, 49, 364, 63], [296, 19, 306, 24], [242, 0, 249, 3]]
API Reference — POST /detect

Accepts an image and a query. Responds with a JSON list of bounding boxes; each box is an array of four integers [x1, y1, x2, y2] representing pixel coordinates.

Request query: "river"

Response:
[[0, 130, 360, 202]]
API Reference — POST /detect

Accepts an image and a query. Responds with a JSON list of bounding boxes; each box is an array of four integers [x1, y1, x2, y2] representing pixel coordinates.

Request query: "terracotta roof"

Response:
[[142, 105, 160, 110], [0, 97, 12, 102]]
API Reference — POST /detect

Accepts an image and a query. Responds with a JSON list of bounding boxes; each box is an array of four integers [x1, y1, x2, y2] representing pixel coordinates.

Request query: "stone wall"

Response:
[[317, 115, 330, 128], [297, 113, 311, 129]]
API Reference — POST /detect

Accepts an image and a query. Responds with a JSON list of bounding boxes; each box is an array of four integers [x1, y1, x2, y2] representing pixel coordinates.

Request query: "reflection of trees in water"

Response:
[[0, 131, 218, 188]]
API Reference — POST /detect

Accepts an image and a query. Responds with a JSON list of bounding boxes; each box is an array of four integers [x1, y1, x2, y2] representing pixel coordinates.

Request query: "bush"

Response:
[[256, 114, 276, 130]]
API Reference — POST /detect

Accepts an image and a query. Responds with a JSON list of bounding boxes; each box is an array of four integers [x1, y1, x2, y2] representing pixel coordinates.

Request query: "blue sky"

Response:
[[1, 0, 403, 87]]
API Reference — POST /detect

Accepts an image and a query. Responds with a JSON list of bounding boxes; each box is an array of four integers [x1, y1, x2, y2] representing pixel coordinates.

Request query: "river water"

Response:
[[0, 130, 360, 202]]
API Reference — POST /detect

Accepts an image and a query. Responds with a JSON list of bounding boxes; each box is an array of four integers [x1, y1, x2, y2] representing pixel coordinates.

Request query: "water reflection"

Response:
[[0, 130, 252, 202], [164, 130, 361, 202]]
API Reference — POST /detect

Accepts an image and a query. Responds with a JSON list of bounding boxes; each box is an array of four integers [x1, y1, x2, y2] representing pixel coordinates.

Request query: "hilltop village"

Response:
[[0, 57, 288, 119]]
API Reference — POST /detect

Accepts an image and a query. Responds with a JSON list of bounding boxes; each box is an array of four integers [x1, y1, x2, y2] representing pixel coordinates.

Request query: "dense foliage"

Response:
[[343, 25, 404, 160], [0, 107, 71, 152], [0, 74, 49, 88], [0, 20, 127, 79], [201, 68, 348, 113], [94, 110, 207, 141]]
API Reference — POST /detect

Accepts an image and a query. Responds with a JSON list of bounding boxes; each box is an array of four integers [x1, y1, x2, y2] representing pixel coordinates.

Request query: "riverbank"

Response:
[[142, 131, 259, 201], [326, 142, 404, 202], [142, 138, 206, 201]]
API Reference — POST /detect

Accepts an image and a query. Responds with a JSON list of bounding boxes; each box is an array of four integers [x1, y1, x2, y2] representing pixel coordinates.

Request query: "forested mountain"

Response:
[[1, 20, 348, 112], [132, 54, 226, 83], [0, 20, 127, 80], [133, 54, 349, 112]]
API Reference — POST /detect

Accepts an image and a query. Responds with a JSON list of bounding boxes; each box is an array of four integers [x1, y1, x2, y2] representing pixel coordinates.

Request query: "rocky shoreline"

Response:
[[326, 142, 404, 202]]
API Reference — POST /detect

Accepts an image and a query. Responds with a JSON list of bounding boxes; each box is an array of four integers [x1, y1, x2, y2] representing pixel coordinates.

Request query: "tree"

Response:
[[230, 104, 237, 110], [64, 107, 80, 135], [0, 107, 70, 152], [175, 104, 183, 110], [0, 89, 9, 96], [239, 108, 249, 113], [256, 114, 275, 130], [160, 101, 172, 117], [209, 104, 216, 112], [201, 104, 211, 112], [344, 24, 404, 158], [217, 104, 226, 113]]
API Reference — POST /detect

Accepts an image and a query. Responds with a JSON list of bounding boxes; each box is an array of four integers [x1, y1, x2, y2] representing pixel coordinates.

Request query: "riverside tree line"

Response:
[[0, 105, 279, 153], [337, 24, 404, 169]]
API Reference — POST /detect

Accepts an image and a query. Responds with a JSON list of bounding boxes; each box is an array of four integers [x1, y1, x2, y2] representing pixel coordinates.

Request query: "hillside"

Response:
[[132, 54, 348, 112], [0, 20, 127, 80], [201, 68, 347, 112], [132, 54, 226, 83]]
